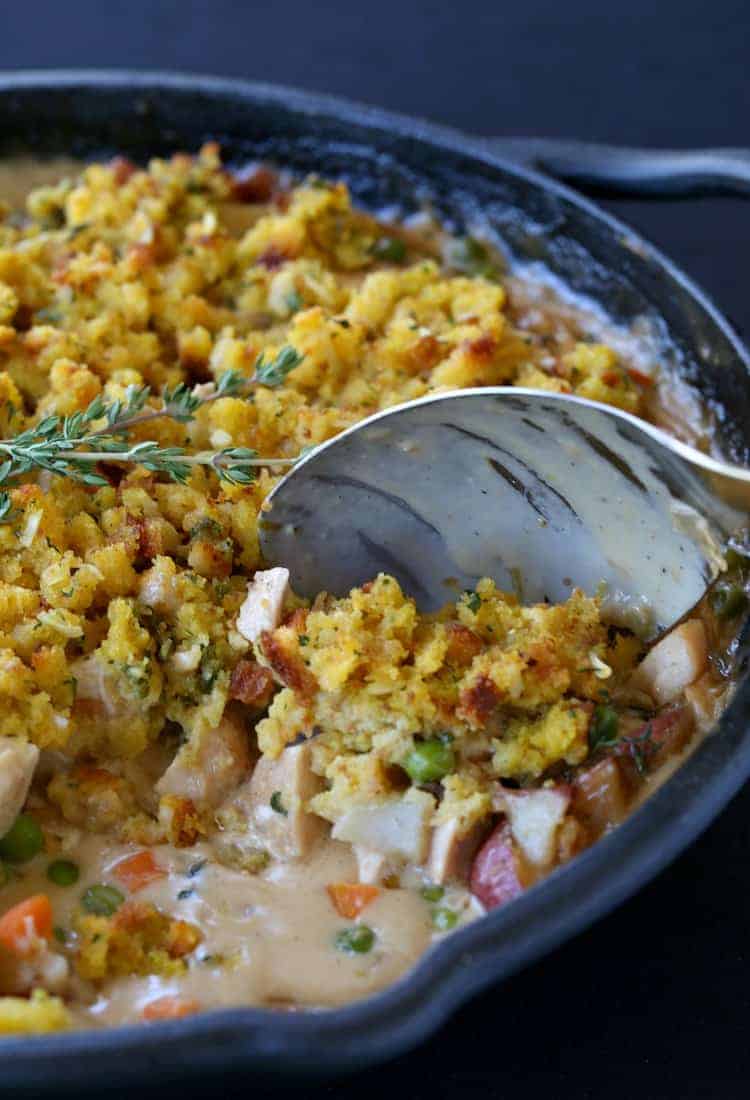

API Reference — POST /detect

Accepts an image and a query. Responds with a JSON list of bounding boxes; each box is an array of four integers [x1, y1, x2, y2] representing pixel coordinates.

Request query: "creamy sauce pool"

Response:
[[3, 835, 478, 1026]]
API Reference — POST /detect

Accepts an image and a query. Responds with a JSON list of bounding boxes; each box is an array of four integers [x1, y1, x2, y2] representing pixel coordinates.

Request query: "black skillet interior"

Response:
[[2, 72, 750, 1092]]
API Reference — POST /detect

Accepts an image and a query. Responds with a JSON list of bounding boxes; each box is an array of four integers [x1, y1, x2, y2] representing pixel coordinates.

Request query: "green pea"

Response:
[[420, 885, 445, 903], [81, 884, 124, 917], [47, 859, 80, 887], [335, 925, 375, 955], [432, 907, 458, 931], [589, 705, 619, 751], [710, 581, 748, 621], [0, 814, 44, 864], [403, 739, 456, 784], [372, 236, 406, 263]]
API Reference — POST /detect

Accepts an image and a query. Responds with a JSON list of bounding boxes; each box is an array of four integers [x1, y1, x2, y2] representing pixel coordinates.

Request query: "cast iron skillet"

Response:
[[2, 71, 750, 1092]]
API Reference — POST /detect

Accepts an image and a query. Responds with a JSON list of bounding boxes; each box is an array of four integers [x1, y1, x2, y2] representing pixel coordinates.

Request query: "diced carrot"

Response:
[[141, 995, 200, 1021], [0, 895, 53, 956], [113, 850, 166, 893], [326, 883, 380, 919]]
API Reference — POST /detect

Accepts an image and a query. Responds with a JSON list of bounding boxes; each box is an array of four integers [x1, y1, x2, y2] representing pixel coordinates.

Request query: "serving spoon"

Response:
[[259, 389, 750, 642]]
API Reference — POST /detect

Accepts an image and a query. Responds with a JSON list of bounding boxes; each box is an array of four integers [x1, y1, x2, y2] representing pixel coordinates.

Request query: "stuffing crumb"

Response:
[[0, 989, 71, 1034]]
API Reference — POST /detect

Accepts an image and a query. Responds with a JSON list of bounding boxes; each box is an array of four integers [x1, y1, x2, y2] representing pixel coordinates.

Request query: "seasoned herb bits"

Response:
[[81, 884, 125, 917], [270, 791, 288, 816]]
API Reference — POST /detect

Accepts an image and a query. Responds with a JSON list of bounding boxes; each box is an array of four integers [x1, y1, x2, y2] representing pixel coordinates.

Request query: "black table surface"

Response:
[[3, 2, 750, 1097]]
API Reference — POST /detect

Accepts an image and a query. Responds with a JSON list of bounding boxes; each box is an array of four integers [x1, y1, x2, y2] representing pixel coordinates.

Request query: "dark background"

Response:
[[3, 1, 750, 1097]]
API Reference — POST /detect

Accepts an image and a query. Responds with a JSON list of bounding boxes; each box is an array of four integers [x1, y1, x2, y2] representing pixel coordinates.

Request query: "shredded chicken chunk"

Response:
[[237, 568, 290, 646], [0, 739, 39, 839]]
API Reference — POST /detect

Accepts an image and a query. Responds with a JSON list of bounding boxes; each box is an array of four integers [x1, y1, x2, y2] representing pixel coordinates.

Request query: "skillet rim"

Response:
[[1, 68, 749, 1088]]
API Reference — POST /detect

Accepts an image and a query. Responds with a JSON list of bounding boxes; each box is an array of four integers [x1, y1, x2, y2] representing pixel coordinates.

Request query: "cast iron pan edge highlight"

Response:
[[1, 71, 749, 1091]]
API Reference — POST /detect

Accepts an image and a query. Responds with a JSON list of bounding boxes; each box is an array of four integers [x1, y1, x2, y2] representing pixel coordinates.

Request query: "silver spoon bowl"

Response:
[[259, 389, 750, 641]]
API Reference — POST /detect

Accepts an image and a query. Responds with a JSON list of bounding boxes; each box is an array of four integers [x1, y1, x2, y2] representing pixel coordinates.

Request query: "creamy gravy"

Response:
[[3, 834, 478, 1027]]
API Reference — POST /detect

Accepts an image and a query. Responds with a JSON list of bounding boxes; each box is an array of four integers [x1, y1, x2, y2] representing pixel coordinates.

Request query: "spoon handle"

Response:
[[665, 442, 750, 514], [479, 138, 750, 199]]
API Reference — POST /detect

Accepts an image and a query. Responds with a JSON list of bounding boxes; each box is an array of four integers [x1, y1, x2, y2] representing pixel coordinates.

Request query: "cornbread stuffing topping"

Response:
[[0, 148, 742, 1034]]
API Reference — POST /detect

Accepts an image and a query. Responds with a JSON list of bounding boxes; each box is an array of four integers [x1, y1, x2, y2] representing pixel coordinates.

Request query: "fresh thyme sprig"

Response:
[[94, 345, 304, 438], [0, 345, 304, 508]]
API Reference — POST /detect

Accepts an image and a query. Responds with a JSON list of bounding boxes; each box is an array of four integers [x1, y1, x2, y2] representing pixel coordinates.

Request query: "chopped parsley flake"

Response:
[[270, 791, 288, 816]]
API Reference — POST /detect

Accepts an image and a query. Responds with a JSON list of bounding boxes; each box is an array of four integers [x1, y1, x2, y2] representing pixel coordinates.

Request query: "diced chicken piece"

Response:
[[426, 818, 489, 885], [470, 822, 526, 911], [684, 672, 724, 732], [230, 741, 325, 862], [171, 644, 203, 672], [0, 934, 69, 998], [157, 709, 251, 809], [0, 738, 39, 839], [137, 558, 178, 613], [122, 742, 176, 815], [332, 791, 434, 864], [494, 786, 571, 867], [354, 846, 392, 886], [237, 568, 290, 645], [34, 950, 69, 994], [17, 947, 69, 996], [69, 654, 122, 717], [630, 619, 707, 706], [572, 757, 629, 837]]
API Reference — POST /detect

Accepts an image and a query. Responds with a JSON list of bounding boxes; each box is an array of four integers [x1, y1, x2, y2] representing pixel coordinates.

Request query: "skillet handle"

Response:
[[479, 138, 750, 198]]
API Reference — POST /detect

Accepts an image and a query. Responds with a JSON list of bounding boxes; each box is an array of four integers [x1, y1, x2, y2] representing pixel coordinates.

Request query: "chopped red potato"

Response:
[[236, 568, 291, 646], [470, 823, 527, 911]]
